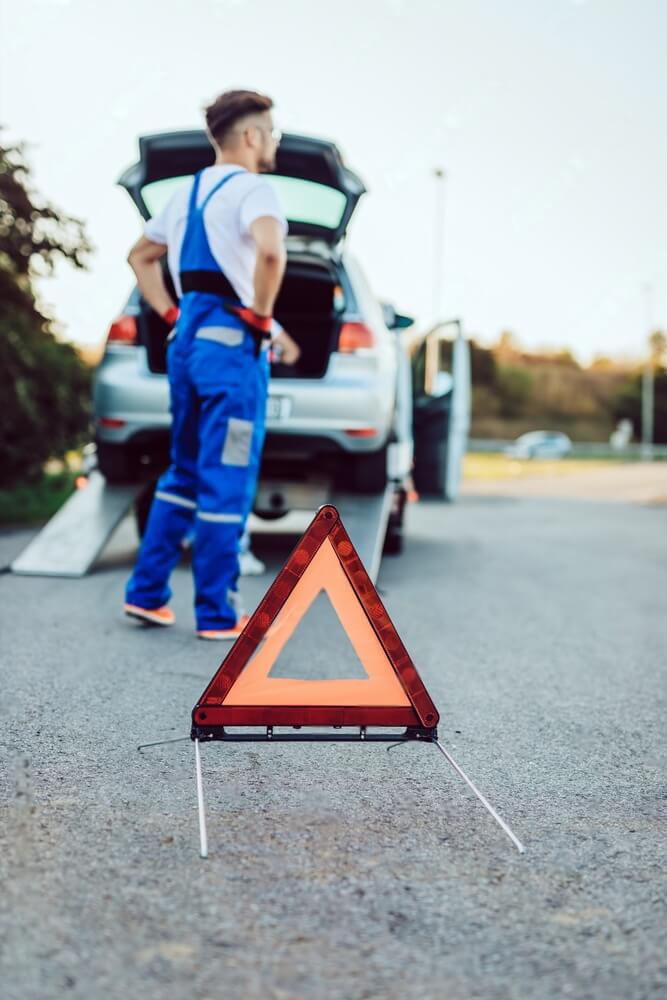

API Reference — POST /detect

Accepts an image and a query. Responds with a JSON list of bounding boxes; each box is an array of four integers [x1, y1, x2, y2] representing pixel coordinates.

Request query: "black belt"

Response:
[[179, 269, 241, 302], [179, 269, 267, 359]]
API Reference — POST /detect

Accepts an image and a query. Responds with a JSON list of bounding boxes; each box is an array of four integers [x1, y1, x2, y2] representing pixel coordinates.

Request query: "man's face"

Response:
[[252, 112, 280, 173]]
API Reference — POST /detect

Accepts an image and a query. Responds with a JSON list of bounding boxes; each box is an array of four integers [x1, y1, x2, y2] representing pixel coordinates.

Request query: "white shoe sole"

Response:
[[196, 631, 242, 641]]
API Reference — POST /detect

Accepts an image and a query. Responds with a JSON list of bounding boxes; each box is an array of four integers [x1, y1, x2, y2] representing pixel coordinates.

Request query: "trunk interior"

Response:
[[138, 257, 341, 379]]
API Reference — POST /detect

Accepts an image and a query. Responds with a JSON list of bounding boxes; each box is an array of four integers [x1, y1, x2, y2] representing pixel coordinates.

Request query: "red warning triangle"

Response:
[[192, 505, 439, 731]]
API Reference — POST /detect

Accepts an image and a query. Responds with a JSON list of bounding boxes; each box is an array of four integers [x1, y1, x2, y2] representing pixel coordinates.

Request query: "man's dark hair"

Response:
[[205, 90, 273, 146]]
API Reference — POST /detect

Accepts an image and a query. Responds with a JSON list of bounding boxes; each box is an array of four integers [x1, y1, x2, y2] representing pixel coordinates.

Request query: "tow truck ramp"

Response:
[[329, 485, 394, 584], [10, 473, 140, 578], [10, 474, 394, 584]]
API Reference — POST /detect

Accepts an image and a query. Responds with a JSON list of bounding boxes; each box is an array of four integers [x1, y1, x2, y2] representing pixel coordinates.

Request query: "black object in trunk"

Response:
[[272, 262, 340, 379]]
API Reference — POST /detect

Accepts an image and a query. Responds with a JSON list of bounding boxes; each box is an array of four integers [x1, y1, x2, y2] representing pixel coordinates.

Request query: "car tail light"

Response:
[[338, 321, 376, 353], [345, 428, 378, 438], [106, 315, 137, 345], [97, 417, 126, 429]]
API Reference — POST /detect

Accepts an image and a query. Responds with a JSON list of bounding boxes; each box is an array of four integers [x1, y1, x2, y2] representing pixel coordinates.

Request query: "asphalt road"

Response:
[[1, 491, 665, 999]]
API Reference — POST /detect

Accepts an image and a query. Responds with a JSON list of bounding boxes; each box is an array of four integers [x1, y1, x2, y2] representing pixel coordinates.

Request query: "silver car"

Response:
[[93, 131, 415, 518], [505, 430, 573, 459]]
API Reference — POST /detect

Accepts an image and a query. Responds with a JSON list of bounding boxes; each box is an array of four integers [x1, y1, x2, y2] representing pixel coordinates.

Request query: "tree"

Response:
[[469, 339, 497, 387], [497, 365, 533, 418], [495, 329, 520, 359], [0, 136, 93, 485], [614, 367, 667, 444]]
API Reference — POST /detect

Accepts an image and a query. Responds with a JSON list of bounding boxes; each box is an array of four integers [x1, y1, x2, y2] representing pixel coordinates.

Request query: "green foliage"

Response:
[[550, 349, 580, 369], [0, 135, 92, 485], [496, 365, 533, 417], [0, 138, 90, 276], [470, 336, 632, 440], [0, 310, 91, 483], [0, 467, 76, 526], [470, 341, 497, 387], [613, 368, 667, 444]]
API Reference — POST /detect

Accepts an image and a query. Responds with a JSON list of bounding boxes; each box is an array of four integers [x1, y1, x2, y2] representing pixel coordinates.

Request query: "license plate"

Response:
[[266, 396, 292, 420]]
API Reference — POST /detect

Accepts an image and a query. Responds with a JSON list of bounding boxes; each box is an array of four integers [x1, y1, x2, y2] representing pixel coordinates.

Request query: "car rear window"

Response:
[[141, 174, 347, 232]]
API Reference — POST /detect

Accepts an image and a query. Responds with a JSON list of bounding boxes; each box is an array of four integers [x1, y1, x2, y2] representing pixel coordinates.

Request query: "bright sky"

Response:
[[1, 0, 665, 362]]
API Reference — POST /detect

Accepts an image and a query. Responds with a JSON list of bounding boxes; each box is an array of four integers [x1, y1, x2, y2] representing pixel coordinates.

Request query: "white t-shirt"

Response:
[[144, 164, 288, 306]]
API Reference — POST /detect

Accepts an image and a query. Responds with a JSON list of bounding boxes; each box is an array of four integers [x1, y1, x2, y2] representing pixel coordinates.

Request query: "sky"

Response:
[[1, 0, 665, 363]]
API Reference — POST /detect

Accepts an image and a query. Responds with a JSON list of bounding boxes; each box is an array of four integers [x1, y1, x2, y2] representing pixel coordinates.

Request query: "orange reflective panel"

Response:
[[224, 542, 411, 707]]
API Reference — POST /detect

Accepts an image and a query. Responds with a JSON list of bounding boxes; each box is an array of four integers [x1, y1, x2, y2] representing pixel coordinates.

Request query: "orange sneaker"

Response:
[[197, 614, 250, 641], [124, 603, 175, 627]]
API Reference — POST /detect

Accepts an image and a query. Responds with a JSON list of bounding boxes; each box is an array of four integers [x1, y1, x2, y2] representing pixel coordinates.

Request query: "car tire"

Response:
[[383, 525, 403, 555], [96, 441, 137, 484], [350, 446, 388, 494], [134, 479, 157, 538]]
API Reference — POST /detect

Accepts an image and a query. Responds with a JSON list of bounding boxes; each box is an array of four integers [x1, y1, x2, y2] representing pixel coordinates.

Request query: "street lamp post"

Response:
[[432, 167, 446, 324], [641, 283, 654, 461]]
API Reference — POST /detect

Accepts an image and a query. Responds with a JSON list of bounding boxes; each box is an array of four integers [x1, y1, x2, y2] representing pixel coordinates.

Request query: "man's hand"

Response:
[[272, 328, 301, 365]]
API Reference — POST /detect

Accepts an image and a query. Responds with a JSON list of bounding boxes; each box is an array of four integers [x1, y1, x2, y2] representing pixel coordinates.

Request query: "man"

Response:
[[123, 89, 299, 639]]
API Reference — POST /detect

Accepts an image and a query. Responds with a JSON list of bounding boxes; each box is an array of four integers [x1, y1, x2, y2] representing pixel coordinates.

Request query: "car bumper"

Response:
[[93, 348, 395, 456]]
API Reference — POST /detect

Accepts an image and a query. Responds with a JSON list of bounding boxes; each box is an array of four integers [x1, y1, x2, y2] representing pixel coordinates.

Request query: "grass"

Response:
[[0, 468, 78, 527], [464, 454, 619, 482]]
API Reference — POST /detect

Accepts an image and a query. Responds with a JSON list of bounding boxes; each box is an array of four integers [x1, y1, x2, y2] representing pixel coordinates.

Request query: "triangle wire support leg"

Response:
[[433, 739, 525, 855], [194, 738, 209, 859], [137, 735, 190, 753]]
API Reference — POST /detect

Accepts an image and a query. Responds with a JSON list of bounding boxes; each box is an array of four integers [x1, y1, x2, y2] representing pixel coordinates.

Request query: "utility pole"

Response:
[[432, 167, 446, 324], [641, 283, 654, 460]]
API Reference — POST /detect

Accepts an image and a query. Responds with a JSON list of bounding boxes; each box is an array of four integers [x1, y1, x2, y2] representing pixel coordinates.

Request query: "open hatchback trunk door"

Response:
[[118, 130, 366, 245]]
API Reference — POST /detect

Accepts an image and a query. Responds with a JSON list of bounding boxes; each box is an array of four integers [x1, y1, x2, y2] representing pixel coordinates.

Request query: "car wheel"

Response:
[[350, 446, 388, 494], [383, 525, 403, 555], [96, 441, 137, 484], [134, 479, 157, 537]]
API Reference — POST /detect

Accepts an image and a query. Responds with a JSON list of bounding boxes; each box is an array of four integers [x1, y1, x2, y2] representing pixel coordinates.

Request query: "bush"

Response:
[[0, 311, 91, 484], [0, 135, 92, 485], [497, 365, 533, 418]]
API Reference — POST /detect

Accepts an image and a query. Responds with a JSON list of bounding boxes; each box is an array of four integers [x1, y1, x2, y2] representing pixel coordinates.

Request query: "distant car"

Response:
[[93, 130, 416, 511], [505, 431, 572, 460]]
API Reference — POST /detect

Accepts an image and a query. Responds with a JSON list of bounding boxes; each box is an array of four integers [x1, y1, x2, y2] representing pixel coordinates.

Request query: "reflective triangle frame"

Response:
[[140, 504, 524, 857], [192, 505, 440, 737]]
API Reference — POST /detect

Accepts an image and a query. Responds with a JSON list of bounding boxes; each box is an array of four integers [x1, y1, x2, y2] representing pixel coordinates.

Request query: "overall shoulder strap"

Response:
[[186, 171, 204, 218], [199, 169, 247, 213]]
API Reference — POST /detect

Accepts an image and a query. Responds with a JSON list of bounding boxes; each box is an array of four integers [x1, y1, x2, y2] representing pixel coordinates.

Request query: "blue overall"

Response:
[[125, 169, 270, 629]]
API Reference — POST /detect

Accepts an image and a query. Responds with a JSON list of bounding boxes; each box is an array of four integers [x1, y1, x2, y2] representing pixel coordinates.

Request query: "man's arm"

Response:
[[248, 215, 299, 363], [127, 236, 177, 317], [249, 216, 286, 317]]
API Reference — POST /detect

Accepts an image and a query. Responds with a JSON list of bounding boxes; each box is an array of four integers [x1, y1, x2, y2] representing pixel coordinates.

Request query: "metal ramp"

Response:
[[10, 473, 140, 578], [10, 474, 394, 583], [328, 485, 394, 584]]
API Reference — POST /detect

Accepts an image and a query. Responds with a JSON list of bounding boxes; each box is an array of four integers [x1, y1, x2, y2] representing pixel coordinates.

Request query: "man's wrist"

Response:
[[162, 305, 180, 326], [247, 308, 272, 334]]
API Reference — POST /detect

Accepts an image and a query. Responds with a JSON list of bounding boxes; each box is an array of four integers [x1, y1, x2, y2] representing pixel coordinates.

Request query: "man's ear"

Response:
[[243, 127, 254, 150]]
